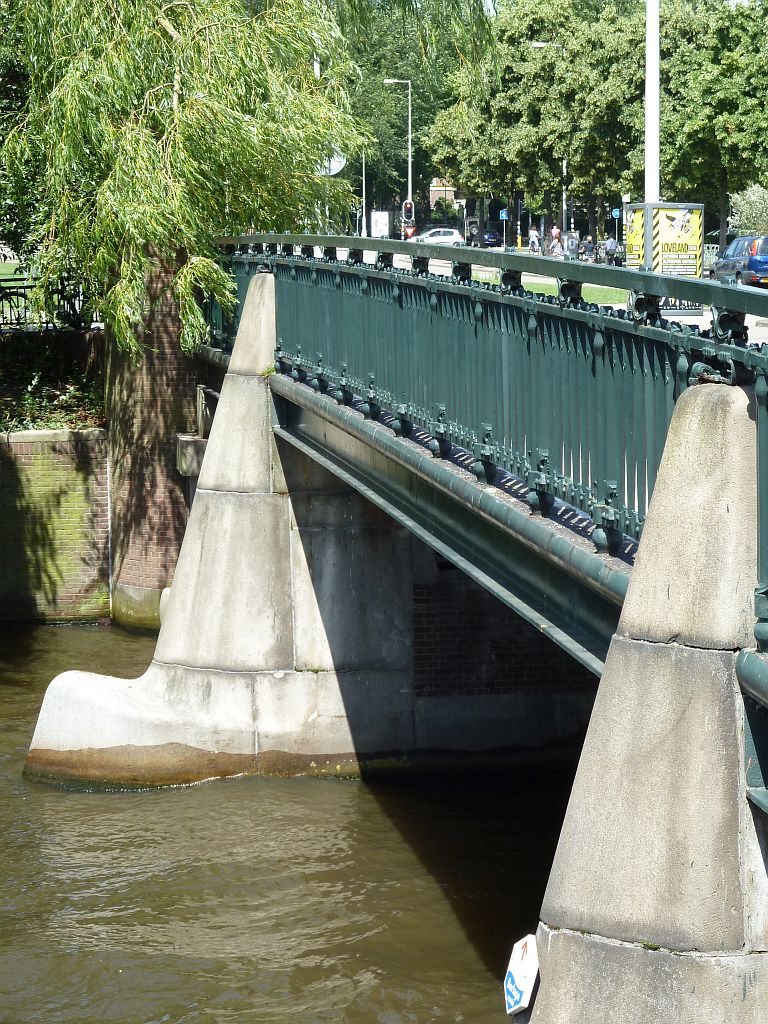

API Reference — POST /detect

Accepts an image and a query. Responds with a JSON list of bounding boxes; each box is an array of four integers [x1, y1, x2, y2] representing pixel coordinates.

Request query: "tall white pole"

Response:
[[407, 80, 413, 203], [562, 156, 567, 231], [361, 150, 367, 237], [383, 78, 413, 211], [645, 0, 660, 203]]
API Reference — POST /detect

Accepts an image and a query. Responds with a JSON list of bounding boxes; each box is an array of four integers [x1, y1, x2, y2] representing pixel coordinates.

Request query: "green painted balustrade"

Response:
[[207, 233, 768, 723]]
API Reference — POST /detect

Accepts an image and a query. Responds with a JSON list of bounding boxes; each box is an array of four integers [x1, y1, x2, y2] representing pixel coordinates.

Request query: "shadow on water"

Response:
[[360, 763, 579, 978]]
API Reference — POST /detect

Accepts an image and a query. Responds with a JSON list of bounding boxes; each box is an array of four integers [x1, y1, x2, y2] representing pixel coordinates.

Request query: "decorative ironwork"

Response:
[[207, 232, 768, 668], [0, 277, 95, 333]]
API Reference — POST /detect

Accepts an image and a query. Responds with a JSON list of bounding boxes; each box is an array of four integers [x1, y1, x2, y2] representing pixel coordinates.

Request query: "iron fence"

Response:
[[0, 277, 95, 332], [200, 231, 768, 807]]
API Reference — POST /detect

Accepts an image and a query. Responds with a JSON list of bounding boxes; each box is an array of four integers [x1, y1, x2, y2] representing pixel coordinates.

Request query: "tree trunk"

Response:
[[596, 196, 606, 240], [588, 195, 597, 239], [105, 254, 198, 629], [543, 190, 553, 233]]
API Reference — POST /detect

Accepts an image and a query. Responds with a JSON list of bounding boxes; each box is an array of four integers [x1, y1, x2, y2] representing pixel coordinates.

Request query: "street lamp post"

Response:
[[383, 78, 413, 227], [645, 0, 660, 204], [562, 156, 568, 233], [643, 0, 660, 270], [361, 150, 367, 237]]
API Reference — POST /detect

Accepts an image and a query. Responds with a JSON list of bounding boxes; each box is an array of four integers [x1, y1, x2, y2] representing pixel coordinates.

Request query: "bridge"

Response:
[[24, 236, 768, 1022]]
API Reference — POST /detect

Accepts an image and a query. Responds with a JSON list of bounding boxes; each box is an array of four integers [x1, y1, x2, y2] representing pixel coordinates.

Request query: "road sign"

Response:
[[500, 209, 509, 220], [503, 934, 539, 1015], [611, 207, 621, 219], [370, 210, 390, 238]]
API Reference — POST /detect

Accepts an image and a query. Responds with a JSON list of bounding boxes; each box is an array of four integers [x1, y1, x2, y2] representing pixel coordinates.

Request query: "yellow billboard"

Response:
[[653, 206, 702, 279], [624, 207, 645, 269], [624, 202, 704, 313]]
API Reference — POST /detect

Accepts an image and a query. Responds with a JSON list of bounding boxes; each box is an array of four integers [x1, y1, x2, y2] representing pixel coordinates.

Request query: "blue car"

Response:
[[710, 235, 768, 288]]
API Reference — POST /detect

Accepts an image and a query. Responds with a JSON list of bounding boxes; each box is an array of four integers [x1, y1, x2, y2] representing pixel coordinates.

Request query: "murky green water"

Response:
[[0, 624, 574, 1024]]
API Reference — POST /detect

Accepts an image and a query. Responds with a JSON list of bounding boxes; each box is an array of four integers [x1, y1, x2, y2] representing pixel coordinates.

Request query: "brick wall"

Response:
[[0, 429, 109, 620], [413, 558, 597, 697]]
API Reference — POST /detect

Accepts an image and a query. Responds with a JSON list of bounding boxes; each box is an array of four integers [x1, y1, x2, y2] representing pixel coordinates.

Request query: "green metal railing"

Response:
[[207, 234, 768, 773], [214, 235, 768, 546]]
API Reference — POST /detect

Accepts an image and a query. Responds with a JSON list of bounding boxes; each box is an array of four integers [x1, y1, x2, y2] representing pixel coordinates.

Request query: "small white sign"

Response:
[[503, 933, 539, 1015], [370, 210, 390, 238]]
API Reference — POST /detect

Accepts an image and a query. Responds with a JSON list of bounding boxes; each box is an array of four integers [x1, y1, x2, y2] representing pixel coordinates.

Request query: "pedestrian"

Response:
[[528, 225, 540, 254], [604, 234, 618, 265], [579, 235, 595, 261], [548, 226, 564, 259]]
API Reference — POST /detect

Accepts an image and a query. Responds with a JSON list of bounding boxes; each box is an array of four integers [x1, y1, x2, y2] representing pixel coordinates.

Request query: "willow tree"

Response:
[[2, 0, 365, 355], [2, 0, 488, 355]]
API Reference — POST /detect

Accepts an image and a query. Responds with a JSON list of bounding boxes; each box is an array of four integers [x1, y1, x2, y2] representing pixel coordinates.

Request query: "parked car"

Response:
[[710, 235, 768, 288], [408, 227, 465, 246], [479, 228, 502, 247], [467, 226, 502, 248]]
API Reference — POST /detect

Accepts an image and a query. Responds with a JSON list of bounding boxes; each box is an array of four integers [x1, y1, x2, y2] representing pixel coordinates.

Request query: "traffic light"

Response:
[[402, 199, 415, 223]]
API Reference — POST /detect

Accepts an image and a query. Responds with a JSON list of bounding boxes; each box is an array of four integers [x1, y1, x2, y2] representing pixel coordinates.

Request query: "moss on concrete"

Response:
[[0, 429, 109, 621], [111, 584, 162, 631]]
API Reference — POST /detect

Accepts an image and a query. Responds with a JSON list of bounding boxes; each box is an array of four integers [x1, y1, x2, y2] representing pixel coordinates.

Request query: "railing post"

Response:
[[472, 424, 497, 484], [754, 369, 768, 651]]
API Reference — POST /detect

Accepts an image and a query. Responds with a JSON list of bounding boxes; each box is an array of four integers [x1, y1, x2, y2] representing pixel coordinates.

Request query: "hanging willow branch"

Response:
[[2, 0, 365, 355]]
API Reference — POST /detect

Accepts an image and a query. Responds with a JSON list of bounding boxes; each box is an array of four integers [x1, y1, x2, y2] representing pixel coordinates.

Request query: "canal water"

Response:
[[0, 624, 576, 1024]]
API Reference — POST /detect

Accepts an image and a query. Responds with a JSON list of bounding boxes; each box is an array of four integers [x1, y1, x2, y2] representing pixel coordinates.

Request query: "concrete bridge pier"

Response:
[[25, 272, 415, 785], [532, 382, 768, 1021]]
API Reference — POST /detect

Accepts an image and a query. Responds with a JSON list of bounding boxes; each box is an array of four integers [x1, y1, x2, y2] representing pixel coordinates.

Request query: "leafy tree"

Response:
[[430, 196, 460, 224], [342, 3, 461, 222], [2, 0, 488, 355], [2, 0, 364, 355], [0, 0, 28, 254], [662, 0, 768, 249], [426, 0, 644, 227], [730, 184, 768, 235], [426, 0, 768, 241]]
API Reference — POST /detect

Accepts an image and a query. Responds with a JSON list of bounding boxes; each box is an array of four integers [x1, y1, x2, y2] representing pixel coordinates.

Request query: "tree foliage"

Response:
[[2, 0, 490, 355], [662, 0, 768, 245], [3, 0, 368, 355], [730, 184, 768, 235], [426, 0, 768, 234], [342, 3, 461, 215], [0, 1, 28, 253]]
